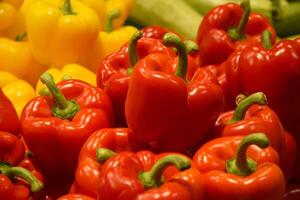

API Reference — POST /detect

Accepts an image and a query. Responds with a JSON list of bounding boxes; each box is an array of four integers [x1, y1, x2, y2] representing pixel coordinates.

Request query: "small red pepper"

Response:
[[197, 0, 276, 66], [193, 133, 285, 200], [97, 150, 204, 200], [214, 92, 285, 156], [71, 128, 147, 198], [126, 33, 224, 152], [0, 88, 20, 134], [21, 73, 113, 184], [0, 131, 44, 200]]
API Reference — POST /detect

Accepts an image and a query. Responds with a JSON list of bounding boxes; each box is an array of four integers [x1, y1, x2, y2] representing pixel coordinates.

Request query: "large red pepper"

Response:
[[125, 33, 224, 153], [71, 128, 147, 198], [97, 150, 204, 200], [0, 88, 20, 134], [97, 31, 199, 127], [197, 0, 276, 66], [0, 131, 44, 200], [224, 30, 300, 181], [20, 73, 113, 184], [193, 133, 285, 200], [97, 31, 176, 126]]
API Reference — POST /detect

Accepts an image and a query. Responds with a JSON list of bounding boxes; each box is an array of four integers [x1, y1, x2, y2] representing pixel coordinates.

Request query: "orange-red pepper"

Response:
[[193, 133, 285, 200], [71, 128, 147, 198], [20, 73, 113, 184], [97, 149, 204, 200], [125, 33, 224, 152]]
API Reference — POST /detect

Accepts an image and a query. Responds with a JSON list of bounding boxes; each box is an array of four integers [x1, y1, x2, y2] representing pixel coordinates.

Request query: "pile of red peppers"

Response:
[[1, 0, 300, 199]]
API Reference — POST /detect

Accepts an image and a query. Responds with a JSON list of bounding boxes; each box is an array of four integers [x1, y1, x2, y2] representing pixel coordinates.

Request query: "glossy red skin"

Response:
[[0, 131, 25, 165], [193, 136, 285, 200], [97, 151, 204, 200], [97, 37, 176, 127], [125, 53, 224, 152], [214, 105, 285, 158], [284, 185, 300, 200], [72, 128, 147, 198], [58, 194, 96, 200], [141, 25, 168, 39], [20, 79, 113, 184], [0, 175, 30, 200], [197, 3, 276, 66], [0, 89, 20, 135], [224, 39, 300, 181], [0, 131, 45, 200]]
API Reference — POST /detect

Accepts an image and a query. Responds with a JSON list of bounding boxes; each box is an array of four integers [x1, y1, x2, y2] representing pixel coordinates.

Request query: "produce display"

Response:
[[0, 0, 300, 199]]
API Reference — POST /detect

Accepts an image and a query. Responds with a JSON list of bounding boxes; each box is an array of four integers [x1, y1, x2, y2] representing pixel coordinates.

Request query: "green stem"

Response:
[[262, 30, 273, 49], [163, 33, 188, 80], [40, 72, 79, 120], [226, 133, 269, 176], [0, 163, 43, 192], [96, 148, 117, 164], [105, 9, 121, 32], [62, 0, 76, 15], [227, 92, 267, 124], [228, 0, 251, 41], [139, 155, 190, 189], [127, 31, 142, 74], [15, 32, 27, 41], [184, 40, 199, 54]]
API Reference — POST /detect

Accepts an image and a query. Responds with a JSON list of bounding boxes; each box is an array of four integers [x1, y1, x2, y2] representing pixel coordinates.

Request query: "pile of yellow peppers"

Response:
[[0, 0, 136, 116]]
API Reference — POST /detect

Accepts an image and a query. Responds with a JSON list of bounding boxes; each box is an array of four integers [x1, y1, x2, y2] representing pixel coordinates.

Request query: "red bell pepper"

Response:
[[20, 73, 113, 184], [125, 33, 224, 152], [0, 131, 44, 200], [97, 150, 204, 200], [97, 31, 199, 127], [214, 93, 285, 155], [71, 128, 147, 198], [224, 30, 300, 181], [193, 133, 285, 200], [0, 88, 20, 134], [96, 31, 176, 126], [57, 194, 96, 200], [197, 0, 276, 66]]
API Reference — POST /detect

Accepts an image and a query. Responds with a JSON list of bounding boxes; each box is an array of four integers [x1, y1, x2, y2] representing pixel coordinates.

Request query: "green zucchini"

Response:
[[128, 0, 203, 40]]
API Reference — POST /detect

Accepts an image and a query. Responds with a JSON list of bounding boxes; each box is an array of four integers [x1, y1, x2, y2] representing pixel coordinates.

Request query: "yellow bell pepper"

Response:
[[0, 33, 46, 85], [105, 0, 132, 30], [25, 0, 100, 68], [86, 9, 138, 72], [0, 0, 25, 39], [36, 63, 96, 94], [81, 0, 106, 30], [0, 71, 36, 116]]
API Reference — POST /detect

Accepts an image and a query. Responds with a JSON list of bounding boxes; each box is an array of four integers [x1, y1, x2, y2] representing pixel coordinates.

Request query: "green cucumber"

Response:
[[184, 0, 300, 37], [184, 0, 272, 19], [128, 0, 203, 40]]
